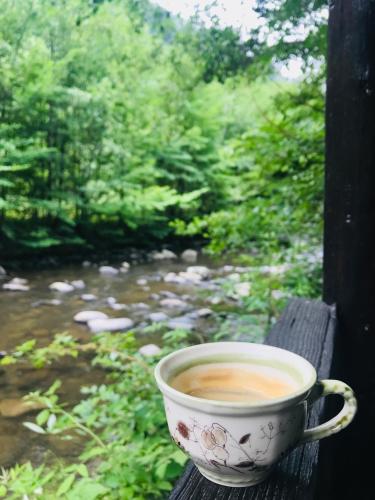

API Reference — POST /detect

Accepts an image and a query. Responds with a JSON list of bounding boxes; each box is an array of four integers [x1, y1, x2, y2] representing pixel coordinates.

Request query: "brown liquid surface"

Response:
[[170, 363, 297, 403]]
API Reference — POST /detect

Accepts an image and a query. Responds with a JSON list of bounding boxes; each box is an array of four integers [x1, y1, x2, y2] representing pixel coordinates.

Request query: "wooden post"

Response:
[[324, 1, 375, 497]]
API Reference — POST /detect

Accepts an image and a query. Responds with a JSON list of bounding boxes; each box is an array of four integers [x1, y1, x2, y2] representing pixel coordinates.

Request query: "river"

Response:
[[0, 254, 252, 468]]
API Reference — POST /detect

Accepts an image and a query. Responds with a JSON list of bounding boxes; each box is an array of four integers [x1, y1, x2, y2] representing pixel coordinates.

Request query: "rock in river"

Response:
[[87, 317, 134, 333], [49, 281, 74, 293], [181, 249, 198, 262], [71, 279, 85, 289], [81, 293, 97, 302], [168, 316, 195, 330], [151, 249, 177, 260], [149, 312, 169, 323], [186, 266, 210, 279], [136, 278, 148, 286], [99, 266, 119, 276], [2, 281, 30, 291], [138, 344, 161, 357], [190, 308, 213, 318], [0, 398, 46, 418], [0, 265, 6, 276], [160, 298, 189, 309], [74, 310, 108, 323]]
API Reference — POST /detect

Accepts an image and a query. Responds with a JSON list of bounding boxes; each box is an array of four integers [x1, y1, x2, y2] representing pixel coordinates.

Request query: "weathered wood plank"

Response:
[[169, 299, 336, 500], [324, 2, 375, 498]]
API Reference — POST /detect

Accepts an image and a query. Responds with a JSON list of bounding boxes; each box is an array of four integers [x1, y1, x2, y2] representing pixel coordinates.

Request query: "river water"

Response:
[[0, 255, 245, 468]]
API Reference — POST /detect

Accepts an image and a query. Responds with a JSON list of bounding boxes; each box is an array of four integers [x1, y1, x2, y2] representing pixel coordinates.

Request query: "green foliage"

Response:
[[0, 330, 192, 499], [175, 73, 325, 254]]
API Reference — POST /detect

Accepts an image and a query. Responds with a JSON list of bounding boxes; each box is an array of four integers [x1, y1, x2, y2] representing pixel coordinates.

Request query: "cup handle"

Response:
[[299, 379, 357, 445]]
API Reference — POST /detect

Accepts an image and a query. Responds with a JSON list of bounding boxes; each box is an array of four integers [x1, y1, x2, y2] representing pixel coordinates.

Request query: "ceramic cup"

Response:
[[154, 342, 357, 487]]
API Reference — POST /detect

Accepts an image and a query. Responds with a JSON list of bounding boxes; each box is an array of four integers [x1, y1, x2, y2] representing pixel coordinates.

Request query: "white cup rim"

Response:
[[155, 342, 317, 414]]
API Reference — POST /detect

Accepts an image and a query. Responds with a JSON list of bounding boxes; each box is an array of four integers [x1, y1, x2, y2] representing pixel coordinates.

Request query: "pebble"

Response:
[[131, 302, 150, 311], [151, 249, 177, 260], [87, 317, 134, 333], [99, 266, 119, 276], [110, 303, 128, 311], [106, 297, 117, 305], [9, 277, 28, 285], [138, 344, 161, 357], [186, 266, 210, 279], [121, 261, 130, 271], [49, 281, 74, 293], [82, 261, 91, 267], [71, 279, 85, 289], [233, 282, 251, 297], [181, 249, 198, 262], [81, 294, 97, 302], [31, 299, 62, 307], [74, 311, 108, 323], [190, 308, 213, 318], [2, 282, 30, 291], [136, 278, 148, 286], [149, 312, 169, 322], [271, 290, 289, 300], [168, 316, 195, 330], [159, 290, 177, 298], [160, 298, 189, 309]]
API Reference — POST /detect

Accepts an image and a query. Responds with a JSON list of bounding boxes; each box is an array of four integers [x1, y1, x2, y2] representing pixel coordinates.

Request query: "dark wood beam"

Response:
[[324, 1, 375, 497]]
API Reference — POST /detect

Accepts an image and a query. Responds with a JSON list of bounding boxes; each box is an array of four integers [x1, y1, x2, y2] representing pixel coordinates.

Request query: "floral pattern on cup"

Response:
[[172, 416, 299, 474]]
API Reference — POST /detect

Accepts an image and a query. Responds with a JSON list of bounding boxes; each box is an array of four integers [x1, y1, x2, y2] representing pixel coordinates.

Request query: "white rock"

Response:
[[71, 280, 85, 289], [32, 299, 62, 307], [257, 264, 291, 275], [81, 294, 97, 302], [87, 317, 134, 333], [110, 303, 128, 311], [151, 249, 177, 260], [136, 278, 147, 286], [131, 302, 150, 311], [168, 316, 195, 330], [9, 277, 28, 285], [2, 283, 30, 291], [74, 311, 108, 323], [208, 296, 222, 305], [160, 298, 189, 309], [191, 308, 213, 318], [271, 290, 289, 300], [99, 266, 119, 276], [82, 261, 91, 268], [49, 282, 74, 293], [164, 272, 186, 284], [149, 312, 169, 322], [0, 266, 6, 275], [228, 273, 241, 282], [138, 344, 161, 357], [222, 265, 234, 272], [121, 261, 130, 270], [179, 271, 203, 284], [186, 266, 210, 279], [234, 266, 251, 273], [234, 282, 251, 297], [106, 297, 117, 305], [181, 249, 198, 263]]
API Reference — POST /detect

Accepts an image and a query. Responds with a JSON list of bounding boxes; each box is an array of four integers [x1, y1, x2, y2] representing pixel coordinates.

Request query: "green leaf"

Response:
[[80, 446, 106, 462], [0, 485, 7, 497], [76, 464, 89, 478], [56, 473, 76, 496], [36, 409, 50, 426]]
